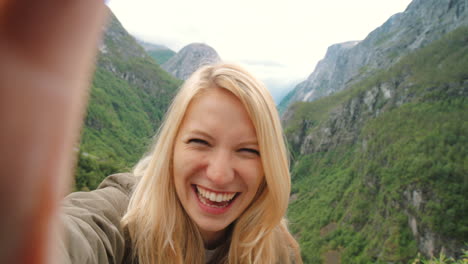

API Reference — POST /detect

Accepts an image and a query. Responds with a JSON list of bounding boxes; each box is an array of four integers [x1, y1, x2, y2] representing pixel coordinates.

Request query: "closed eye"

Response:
[[187, 138, 210, 146], [239, 148, 260, 156]]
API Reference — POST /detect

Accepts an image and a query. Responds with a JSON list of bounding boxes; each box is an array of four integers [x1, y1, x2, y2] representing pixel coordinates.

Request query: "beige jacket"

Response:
[[59, 173, 137, 264]]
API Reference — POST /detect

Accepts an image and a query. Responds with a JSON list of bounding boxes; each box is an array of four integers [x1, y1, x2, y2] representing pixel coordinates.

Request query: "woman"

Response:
[[123, 63, 301, 263], [60, 63, 301, 263]]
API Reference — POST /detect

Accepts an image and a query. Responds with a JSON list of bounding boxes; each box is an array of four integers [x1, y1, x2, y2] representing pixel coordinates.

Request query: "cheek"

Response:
[[173, 146, 205, 183], [172, 145, 188, 192], [173, 150, 196, 204], [241, 160, 264, 190]]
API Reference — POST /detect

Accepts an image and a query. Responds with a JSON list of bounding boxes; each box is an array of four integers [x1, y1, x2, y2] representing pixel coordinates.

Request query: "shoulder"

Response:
[[59, 173, 140, 263], [63, 173, 139, 218], [97, 172, 139, 195]]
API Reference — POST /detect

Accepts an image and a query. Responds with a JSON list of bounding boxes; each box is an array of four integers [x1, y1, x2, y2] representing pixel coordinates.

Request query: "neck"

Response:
[[200, 229, 226, 250]]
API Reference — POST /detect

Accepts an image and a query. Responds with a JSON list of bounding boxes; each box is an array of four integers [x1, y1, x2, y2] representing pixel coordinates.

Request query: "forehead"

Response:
[[179, 88, 257, 140]]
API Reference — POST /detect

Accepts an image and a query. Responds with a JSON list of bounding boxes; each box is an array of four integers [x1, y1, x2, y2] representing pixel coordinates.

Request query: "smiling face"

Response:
[[173, 88, 264, 246]]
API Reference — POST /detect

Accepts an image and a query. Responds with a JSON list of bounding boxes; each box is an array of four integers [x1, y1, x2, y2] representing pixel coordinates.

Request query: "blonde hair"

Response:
[[122, 63, 301, 263]]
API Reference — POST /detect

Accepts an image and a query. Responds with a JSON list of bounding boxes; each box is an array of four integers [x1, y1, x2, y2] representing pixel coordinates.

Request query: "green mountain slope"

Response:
[[74, 12, 182, 191], [284, 27, 468, 263]]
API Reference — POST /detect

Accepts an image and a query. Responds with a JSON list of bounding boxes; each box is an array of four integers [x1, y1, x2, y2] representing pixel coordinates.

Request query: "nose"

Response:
[[206, 150, 235, 186]]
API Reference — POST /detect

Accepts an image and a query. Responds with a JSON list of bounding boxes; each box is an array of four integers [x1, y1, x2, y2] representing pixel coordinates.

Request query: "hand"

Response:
[[0, 1, 107, 263]]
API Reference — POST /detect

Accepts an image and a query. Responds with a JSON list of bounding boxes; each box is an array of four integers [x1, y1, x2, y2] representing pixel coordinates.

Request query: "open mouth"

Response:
[[193, 185, 239, 209]]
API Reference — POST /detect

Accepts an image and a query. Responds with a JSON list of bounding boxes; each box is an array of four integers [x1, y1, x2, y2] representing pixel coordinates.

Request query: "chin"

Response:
[[197, 219, 231, 233]]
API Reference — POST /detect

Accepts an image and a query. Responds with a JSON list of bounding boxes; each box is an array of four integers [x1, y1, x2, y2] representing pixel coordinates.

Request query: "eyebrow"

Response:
[[239, 139, 259, 146], [186, 129, 259, 146], [186, 129, 215, 141]]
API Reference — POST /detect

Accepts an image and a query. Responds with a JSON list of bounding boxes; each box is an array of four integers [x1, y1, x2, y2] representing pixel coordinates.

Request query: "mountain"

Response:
[[279, 0, 468, 112], [75, 10, 182, 190], [162, 43, 221, 80], [282, 0, 468, 263], [285, 25, 467, 264], [137, 40, 176, 65]]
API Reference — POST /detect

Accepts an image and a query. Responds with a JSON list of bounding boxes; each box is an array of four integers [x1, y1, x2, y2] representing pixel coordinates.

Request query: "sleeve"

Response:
[[57, 173, 137, 264]]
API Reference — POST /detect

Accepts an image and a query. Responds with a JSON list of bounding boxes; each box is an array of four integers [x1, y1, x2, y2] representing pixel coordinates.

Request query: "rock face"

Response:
[[283, 77, 411, 156], [97, 11, 177, 96], [162, 43, 221, 80], [279, 0, 468, 110], [287, 41, 360, 104], [99, 13, 151, 62]]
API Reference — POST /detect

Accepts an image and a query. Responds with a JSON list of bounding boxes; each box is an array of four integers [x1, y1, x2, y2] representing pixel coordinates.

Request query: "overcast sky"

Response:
[[107, 0, 412, 102]]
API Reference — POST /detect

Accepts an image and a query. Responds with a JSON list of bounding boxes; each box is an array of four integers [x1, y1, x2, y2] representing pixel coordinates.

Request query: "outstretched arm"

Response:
[[0, 1, 107, 263]]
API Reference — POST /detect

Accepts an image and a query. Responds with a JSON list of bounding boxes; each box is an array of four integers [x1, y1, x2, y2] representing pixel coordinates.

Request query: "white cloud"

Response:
[[107, 0, 412, 101]]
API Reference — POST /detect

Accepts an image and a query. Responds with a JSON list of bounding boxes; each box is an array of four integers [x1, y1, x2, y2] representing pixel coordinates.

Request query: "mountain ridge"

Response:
[[279, 0, 468, 112]]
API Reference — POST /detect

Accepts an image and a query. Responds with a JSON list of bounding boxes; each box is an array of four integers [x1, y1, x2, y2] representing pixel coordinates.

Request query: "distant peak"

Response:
[[162, 43, 221, 80]]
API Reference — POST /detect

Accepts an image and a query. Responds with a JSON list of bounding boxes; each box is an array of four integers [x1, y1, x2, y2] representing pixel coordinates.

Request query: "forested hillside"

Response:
[[74, 11, 181, 191], [284, 26, 468, 263]]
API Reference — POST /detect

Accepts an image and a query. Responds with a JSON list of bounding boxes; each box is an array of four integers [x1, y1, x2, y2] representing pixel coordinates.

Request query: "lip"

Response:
[[192, 185, 238, 215]]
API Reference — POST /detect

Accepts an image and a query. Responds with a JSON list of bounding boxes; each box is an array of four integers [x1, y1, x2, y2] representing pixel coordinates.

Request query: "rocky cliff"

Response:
[[97, 13, 179, 97], [162, 43, 221, 80], [279, 0, 468, 111]]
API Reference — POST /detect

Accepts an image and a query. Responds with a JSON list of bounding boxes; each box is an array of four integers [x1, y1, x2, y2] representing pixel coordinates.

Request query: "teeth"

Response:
[[196, 185, 236, 202], [198, 192, 228, 208]]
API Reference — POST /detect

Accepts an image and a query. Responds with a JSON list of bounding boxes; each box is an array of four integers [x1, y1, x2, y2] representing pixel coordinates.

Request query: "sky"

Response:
[[107, 0, 413, 103]]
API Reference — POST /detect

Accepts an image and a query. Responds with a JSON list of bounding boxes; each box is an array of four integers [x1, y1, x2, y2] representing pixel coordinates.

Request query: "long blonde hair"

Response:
[[122, 63, 301, 263]]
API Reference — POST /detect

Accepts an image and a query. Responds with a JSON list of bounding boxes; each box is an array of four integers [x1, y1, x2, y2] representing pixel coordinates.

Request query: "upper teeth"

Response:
[[196, 185, 236, 202]]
